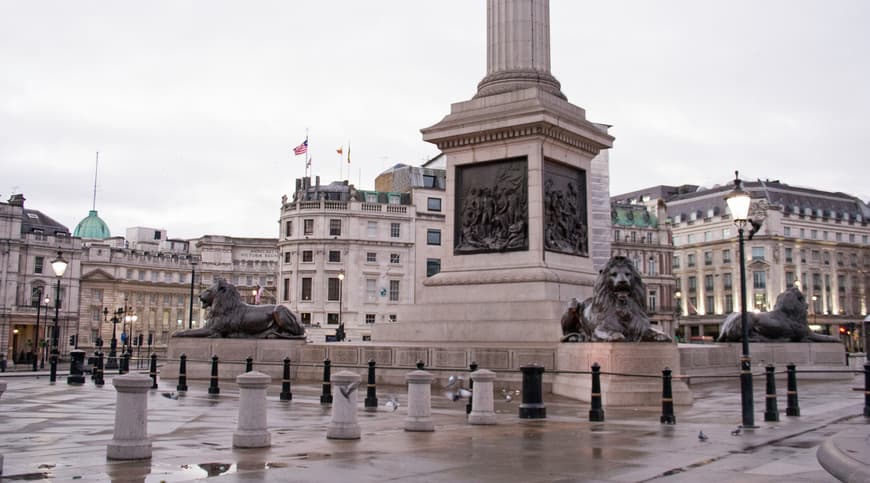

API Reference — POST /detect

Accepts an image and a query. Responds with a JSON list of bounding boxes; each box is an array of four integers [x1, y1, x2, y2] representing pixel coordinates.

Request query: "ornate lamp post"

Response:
[[724, 171, 757, 429], [106, 307, 120, 369], [49, 250, 69, 361], [32, 287, 44, 371], [40, 295, 50, 369], [674, 290, 682, 341], [188, 256, 199, 329], [337, 272, 345, 342]]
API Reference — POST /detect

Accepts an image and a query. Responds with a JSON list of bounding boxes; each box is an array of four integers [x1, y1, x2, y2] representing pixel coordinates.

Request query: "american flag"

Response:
[[293, 139, 308, 156]]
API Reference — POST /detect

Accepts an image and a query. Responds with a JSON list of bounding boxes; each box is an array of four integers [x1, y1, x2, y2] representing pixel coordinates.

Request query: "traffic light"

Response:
[[839, 326, 847, 335], [137, 334, 143, 347], [147, 333, 153, 346], [68, 335, 76, 346]]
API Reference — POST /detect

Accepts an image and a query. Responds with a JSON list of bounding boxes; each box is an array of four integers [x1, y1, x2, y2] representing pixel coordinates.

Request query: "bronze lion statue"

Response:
[[561, 256, 671, 342], [174, 279, 305, 339], [717, 287, 839, 342]]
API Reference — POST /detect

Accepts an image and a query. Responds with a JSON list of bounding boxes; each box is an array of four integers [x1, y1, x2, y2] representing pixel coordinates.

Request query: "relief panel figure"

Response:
[[544, 160, 588, 257]]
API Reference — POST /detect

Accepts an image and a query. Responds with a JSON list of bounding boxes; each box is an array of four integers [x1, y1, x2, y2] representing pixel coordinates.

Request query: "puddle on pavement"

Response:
[[0, 471, 53, 480], [773, 440, 820, 449], [178, 461, 289, 478]]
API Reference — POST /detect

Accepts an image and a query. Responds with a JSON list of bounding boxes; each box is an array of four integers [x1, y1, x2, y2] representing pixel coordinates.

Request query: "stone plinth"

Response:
[[162, 338, 306, 380], [233, 371, 271, 448], [327, 371, 361, 440], [404, 370, 435, 432], [552, 343, 693, 407], [468, 369, 497, 425], [679, 342, 850, 382], [107, 374, 153, 460]]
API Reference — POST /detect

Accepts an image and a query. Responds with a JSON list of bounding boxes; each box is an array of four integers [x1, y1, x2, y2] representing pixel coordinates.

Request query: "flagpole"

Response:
[[305, 128, 310, 178]]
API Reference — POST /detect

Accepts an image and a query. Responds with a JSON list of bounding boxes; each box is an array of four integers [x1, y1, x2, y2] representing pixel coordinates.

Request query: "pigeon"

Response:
[[445, 388, 473, 402], [339, 381, 359, 400], [384, 395, 399, 412], [161, 392, 179, 400], [446, 375, 464, 388], [500, 388, 520, 402], [731, 426, 742, 436], [698, 430, 709, 442]]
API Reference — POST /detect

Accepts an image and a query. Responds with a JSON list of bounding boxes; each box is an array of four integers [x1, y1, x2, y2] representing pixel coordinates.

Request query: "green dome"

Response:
[[73, 210, 111, 239]]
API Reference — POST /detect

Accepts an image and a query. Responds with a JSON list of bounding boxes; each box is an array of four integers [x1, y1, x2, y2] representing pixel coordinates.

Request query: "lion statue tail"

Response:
[[717, 312, 742, 342]]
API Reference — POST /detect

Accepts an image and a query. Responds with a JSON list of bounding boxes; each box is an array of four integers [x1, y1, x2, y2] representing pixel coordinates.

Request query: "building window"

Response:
[[673, 255, 680, 269], [328, 250, 341, 263], [388, 314, 397, 323], [388, 194, 400, 205], [30, 286, 43, 306], [427, 229, 441, 246], [302, 250, 313, 262], [328, 277, 340, 301], [687, 234, 695, 244], [327, 313, 339, 325], [704, 251, 713, 266], [648, 257, 657, 276], [751, 247, 765, 261], [426, 258, 441, 277], [138, 271, 145, 281], [687, 254, 696, 267], [785, 248, 793, 264], [367, 221, 377, 237], [753, 271, 766, 289], [427, 197, 442, 212], [722, 249, 731, 264], [301, 313, 311, 326], [284, 252, 292, 263], [754, 293, 767, 311], [389, 280, 400, 301], [811, 250, 820, 262], [423, 174, 437, 188], [723, 273, 733, 289], [283, 278, 290, 301], [688, 276, 697, 292], [801, 249, 807, 263], [648, 291, 657, 312], [365, 313, 376, 324], [34, 256, 44, 274], [301, 278, 312, 301], [366, 279, 377, 301], [704, 274, 714, 291], [705, 295, 714, 314], [329, 219, 342, 236], [390, 223, 401, 238], [811, 230, 818, 240], [673, 235, 680, 246], [285, 221, 293, 237], [366, 252, 377, 263], [704, 231, 712, 242], [783, 226, 791, 237], [390, 253, 400, 264], [724, 294, 733, 313], [303, 219, 314, 235], [785, 271, 796, 287], [365, 193, 378, 203]]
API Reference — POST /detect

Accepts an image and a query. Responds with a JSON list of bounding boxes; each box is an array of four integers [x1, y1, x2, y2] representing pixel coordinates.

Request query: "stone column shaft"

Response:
[[487, 0, 550, 74], [327, 371, 361, 439], [107, 374, 153, 460], [233, 371, 271, 448], [469, 369, 497, 425], [405, 370, 435, 432]]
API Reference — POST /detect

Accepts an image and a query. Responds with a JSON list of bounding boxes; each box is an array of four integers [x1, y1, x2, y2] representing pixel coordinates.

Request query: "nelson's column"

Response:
[[374, 0, 614, 344]]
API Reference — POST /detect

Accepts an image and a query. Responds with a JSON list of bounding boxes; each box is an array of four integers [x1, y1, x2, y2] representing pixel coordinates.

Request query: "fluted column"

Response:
[[477, 0, 565, 99]]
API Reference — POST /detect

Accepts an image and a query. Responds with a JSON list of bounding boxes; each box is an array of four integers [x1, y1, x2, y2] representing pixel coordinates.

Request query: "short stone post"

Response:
[[518, 364, 546, 419], [67, 349, 86, 385], [245, 356, 253, 373], [176, 354, 188, 392], [107, 374, 153, 460], [786, 363, 800, 417], [466, 361, 478, 415], [364, 359, 378, 411], [405, 369, 435, 431], [208, 355, 220, 395], [660, 367, 675, 424], [764, 364, 780, 422], [864, 362, 870, 418], [233, 371, 272, 448], [589, 362, 605, 422], [320, 359, 333, 404], [326, 370, 361, 439], [279, 357, 292, 401], [469, 369, 497, 425], [94, 351, 105, 387], [149, 353, 158, 389]]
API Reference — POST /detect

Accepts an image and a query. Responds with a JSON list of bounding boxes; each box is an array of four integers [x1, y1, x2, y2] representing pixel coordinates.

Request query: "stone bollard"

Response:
[[786, 363, 800, 417], [208, 355, 220, 395], [149, 353, 158, 389], [468, 369, 497, 425], [660, 367, 675, 424], [176, 354, 188, 392], [589, 362, 605, 422], [107, 374, 153, 460], [233, 371, 272, 448], [518, 364, 546, 419], [364, 359, 378, 411], [67, 349, 86, 385], [280, 357, 292, 401], [466, 361, 478, 415], [326, 370, 361, 439], [320, 359, 333, 405], [764, 364, 780, 422], [404, 369, 435, 432]]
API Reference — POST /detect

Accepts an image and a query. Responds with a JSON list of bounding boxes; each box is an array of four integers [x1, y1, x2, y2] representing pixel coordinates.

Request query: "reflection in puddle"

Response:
[[178, 461, 289, 478], [0, 472, 53, 480]]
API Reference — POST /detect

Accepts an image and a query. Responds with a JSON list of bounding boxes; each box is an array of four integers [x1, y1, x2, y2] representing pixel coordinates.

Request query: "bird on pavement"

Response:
[[698, 430, 709, 442]]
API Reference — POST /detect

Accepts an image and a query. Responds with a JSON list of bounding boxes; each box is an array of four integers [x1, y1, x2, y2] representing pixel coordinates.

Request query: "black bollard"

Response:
[[764, 364, 780, 422], [518, 364, 546, 419], [149, 353, 158, 389], [864, 362, 870, 418], [49, 352, 58, 383], [416, 360, 425, 370], [786, 363, 800, 417], [0, 352, 6, 372], [364, 359, 378, 410], [120, 351, 130, 375], [320, 359, 332, 404], [280, 357, 292, 401], [94, 350, 105, 387], [466, 361, 478, 415], [246, 356, 253, 373], [660, 367, 676, 424], [589, 362, 605, 422], [208, 355, 220, 395], [176, 354, 189, 392]]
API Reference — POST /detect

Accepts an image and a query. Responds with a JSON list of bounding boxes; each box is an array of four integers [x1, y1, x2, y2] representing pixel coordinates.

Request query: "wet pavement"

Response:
[[0, 369, 868, 482]]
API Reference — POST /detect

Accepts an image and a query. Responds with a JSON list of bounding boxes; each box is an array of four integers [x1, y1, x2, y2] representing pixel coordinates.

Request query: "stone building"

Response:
[[0, 194, 81, 365]]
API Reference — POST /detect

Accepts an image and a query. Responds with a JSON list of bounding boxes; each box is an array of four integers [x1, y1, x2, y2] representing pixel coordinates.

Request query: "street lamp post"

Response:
[[40, 296, 50, 369], [32, 287, 44, 371], [49, 250, 69, 382], [337, 272, 345, 342], [674, 290, 682, 341], [724, 171, 757, 429], [188, 257, 198, 329]]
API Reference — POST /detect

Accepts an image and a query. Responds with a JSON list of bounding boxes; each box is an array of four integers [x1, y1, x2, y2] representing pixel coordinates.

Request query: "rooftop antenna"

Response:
[[92, 151, 99, 210]]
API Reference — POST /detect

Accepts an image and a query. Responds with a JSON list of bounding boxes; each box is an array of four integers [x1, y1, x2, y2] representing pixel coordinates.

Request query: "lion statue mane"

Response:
[[174, 279, 305, 339], [561, 256, 671, 342], [717, 287, 839, 342]]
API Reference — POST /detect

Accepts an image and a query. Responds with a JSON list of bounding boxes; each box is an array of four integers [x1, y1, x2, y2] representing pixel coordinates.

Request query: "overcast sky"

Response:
[[2, 1, 868, 239]]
